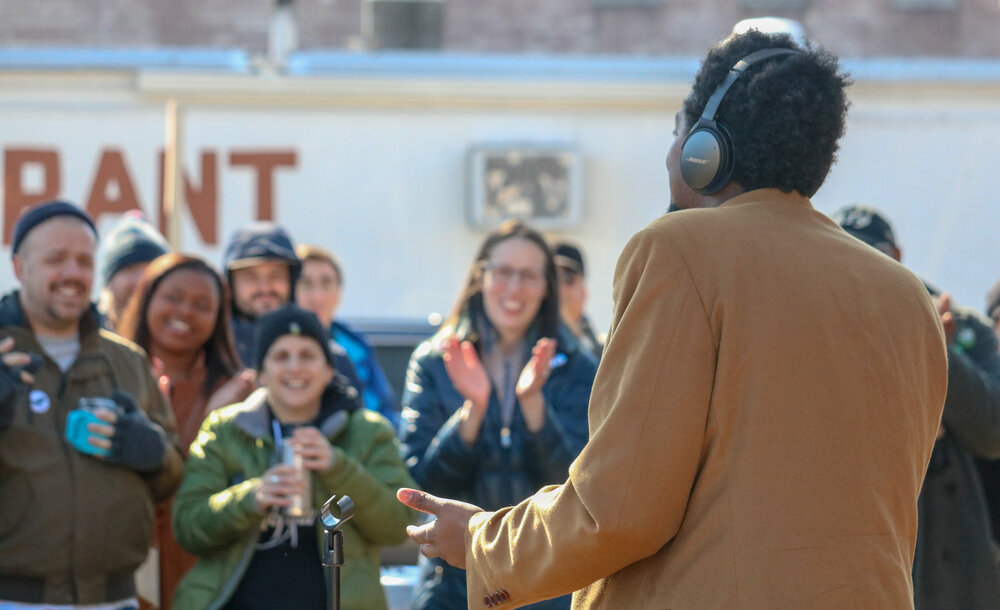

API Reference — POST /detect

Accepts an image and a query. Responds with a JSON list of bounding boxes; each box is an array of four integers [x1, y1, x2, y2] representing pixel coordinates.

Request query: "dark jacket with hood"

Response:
[[222, 224, 363, 392], [913, 292, 1000, 609], [0, 290, 183, 605]]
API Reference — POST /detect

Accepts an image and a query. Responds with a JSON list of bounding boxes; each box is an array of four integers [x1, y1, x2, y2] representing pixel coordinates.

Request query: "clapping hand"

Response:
[[515, 338, 556, 432], [442, 337, 491, 408], [516, 338, 556, 400]]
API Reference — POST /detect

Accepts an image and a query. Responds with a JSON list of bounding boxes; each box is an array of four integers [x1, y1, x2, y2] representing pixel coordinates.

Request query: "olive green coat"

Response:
[[0, 291, 182, 605]]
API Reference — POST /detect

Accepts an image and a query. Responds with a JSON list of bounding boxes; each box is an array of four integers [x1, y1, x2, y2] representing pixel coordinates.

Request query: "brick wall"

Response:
[[1, 0, 999, 57]]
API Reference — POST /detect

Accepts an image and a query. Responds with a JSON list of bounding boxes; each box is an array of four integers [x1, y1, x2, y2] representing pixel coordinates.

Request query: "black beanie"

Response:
[[12, 201, 97, 256], [254, 305, 334, 371]]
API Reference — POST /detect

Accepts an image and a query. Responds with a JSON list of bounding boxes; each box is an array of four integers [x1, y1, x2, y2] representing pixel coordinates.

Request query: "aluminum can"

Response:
[[282, 440, 312, 519]]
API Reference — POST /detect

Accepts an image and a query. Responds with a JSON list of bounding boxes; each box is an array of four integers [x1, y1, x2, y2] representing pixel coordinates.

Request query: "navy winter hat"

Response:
[[554, 242, 585, 276], [12, 201, 97, 256], [254, 305, 334, 371], [223, 222, 299, 271], [99, 214, 170, 285], [831, 204, 898, 252]]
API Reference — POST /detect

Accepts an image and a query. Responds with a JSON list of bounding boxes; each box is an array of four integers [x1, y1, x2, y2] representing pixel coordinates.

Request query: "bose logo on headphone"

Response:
[[677, 47, 800, 195]]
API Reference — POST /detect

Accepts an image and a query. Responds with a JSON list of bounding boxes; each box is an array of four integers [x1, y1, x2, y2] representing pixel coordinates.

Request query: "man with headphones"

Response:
[[398, 30, 948, 608]]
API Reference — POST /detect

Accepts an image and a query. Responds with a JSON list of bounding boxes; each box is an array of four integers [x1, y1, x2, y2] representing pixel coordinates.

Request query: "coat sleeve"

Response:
[[399, 348, 478, 496], [464, 223, 717, 607], [521, 356, 595, 487], [315, 413, 419, 546], [135, 356, 184, 503], [941, 319, 1000, 459], [172, 413, 264, 556]]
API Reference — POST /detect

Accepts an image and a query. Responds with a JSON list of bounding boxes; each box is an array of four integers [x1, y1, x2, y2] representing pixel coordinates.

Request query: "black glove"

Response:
[[0, 354, 42, 433], [0, 361, 17, 433], [105, 389, 167, 473]]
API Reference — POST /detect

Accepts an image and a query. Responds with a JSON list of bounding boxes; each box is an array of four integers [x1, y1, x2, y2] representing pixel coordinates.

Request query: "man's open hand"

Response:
[[397, 488, 485, 570]]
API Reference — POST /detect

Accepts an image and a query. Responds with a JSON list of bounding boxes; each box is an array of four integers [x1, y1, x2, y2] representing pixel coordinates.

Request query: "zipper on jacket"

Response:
[[207, 529, 260, 610]]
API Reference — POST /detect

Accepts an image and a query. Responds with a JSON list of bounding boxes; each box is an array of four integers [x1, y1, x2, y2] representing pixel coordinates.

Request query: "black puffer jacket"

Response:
[[399, 322, 596, 609]]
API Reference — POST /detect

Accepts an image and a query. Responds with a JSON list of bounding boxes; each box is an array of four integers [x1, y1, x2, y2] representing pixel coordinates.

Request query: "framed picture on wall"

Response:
[[466, 144, 583, 230]]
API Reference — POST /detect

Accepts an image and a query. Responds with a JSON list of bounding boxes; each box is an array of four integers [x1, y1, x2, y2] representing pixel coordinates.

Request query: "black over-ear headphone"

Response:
[[679, 47, 800, 195]]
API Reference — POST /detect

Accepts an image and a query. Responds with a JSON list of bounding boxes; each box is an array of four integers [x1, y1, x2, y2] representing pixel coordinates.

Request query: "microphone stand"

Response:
[[319, 495, 355, 610]]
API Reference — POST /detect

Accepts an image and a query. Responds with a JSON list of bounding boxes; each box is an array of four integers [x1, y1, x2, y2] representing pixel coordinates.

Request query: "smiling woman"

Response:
[[117, 252, 253, 609], [398, 219, 597, 609], [171, 306, 418, 610]]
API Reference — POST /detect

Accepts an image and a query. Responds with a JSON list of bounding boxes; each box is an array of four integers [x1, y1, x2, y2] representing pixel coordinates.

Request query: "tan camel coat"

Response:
[[464, 189, 948, 609]]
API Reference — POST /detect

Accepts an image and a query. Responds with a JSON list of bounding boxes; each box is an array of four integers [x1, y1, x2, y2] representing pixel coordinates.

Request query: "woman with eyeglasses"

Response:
[[399, 220, 597, 609]]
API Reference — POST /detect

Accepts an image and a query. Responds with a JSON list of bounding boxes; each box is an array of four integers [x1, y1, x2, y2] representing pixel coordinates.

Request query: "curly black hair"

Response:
[[682, 30, 851, 197]]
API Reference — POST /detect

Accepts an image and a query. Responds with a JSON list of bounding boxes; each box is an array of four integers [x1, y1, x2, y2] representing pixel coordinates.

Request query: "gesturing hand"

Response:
[[397, 488, 484, 570], [0, 336, 37, 386], [442, 337, 491, 409]]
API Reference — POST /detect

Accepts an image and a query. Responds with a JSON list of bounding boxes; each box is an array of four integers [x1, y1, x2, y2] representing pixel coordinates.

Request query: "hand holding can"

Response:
[[65, 397, 119, 457], [282, 439, 312, 519], [256, 464, 307, 512]]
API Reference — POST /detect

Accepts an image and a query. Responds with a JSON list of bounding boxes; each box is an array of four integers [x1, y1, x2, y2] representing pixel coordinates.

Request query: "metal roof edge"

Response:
[[1, 48, 999, 84], [0, 47, 251, 72]]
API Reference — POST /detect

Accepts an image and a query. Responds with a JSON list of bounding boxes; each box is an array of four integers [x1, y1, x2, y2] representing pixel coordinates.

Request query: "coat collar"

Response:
[[231, 387, 350, 441], [718, 188, 813, 211], [0, 289, 103, 342]]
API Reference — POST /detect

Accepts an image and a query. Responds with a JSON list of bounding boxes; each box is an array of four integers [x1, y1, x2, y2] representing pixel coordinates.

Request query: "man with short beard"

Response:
[[0, 200, 183, 608], [222, 223, 361, 388]]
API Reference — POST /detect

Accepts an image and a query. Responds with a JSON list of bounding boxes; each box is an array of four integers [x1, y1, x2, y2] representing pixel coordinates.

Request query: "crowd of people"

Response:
[[1, 27, 999, 610], [0, 198, 603, 610]]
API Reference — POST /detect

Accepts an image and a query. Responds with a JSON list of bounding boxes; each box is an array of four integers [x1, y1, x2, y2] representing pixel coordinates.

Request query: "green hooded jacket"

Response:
[[172, 387, 418, 610]]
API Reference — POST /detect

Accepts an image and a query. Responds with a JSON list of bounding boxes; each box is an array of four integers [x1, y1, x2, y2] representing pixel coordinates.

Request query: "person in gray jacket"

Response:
[[834, 204, 1000, 609]]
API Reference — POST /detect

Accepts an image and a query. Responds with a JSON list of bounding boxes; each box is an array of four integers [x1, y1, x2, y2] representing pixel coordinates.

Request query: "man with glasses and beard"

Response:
[[0, 201, 182, 608]]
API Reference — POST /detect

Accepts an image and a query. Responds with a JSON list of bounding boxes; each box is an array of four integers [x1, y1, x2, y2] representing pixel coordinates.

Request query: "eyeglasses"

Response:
[[482, 262, 546, 290]]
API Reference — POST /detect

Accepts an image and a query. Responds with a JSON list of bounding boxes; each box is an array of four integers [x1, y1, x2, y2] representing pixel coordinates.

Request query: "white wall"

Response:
[[1, 67, 998, 335]]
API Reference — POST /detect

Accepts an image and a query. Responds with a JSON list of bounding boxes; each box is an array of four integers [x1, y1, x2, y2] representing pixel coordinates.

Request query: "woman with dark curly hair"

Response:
[[399, 219, 597, 609], [118, 252, 255, 608]]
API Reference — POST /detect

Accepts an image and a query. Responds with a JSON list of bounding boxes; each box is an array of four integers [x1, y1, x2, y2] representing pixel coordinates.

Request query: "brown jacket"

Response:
[[0, 292, 183, 605], [465, 189, 948, 609]]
